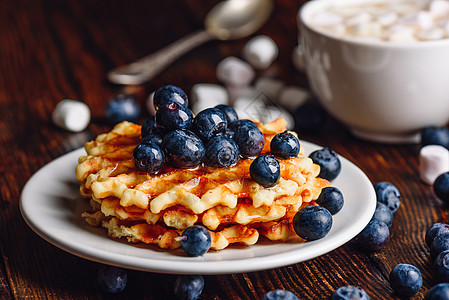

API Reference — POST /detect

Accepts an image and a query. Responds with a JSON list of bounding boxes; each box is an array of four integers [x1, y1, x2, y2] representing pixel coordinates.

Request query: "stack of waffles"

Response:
[[75, 118, 330, 251]]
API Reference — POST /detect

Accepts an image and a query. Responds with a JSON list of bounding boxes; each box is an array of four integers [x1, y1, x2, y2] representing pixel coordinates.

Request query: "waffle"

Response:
[[76, 118, 331, 251]]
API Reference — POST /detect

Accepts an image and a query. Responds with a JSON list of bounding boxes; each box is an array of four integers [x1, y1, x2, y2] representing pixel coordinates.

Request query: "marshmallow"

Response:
[[52, 99, 91, 132], [190, 84, 229, 114], [278, 86, 311, 111], [347, 21, 382, 38], [429, 0, 449, 18], [345, 12, 372, 26], [216, 57, 255, 88], [419, 145, 449, 185], [399, 11, 434, 29], [417, 27, 446, 40], [385, 25, 417, 42], [242, 35, 279, 70], [312, 11, 343, 26], [146, 92, 156, 116], [377, 12, 398, 26], [254, 77, 285, 101]]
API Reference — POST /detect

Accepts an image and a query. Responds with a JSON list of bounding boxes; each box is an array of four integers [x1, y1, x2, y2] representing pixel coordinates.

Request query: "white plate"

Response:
[[20, 142, 376, 275]]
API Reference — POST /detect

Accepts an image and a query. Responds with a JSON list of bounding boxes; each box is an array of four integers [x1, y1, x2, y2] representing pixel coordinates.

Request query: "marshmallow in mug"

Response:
[[309, 0, 449, 42]]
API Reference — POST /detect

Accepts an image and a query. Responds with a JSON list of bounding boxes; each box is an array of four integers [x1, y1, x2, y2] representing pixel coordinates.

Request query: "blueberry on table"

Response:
[[105, 94, 140, 124], [205, 135, 239, 168], [331, 286, 370, 300], [173, 275, 204, 300], [261, 289, 299, 300], [230, 119, 265, 158], [270, 131, 300, 159], [426, 223, 449, 247], [293, 205, 332, 241], [389, 263, 422, 297], [425, 283, 449, 299], [434, 172, 449, 203], [308, 147, 341, 181], [191, 108, 228, 141], [371, 202, 393, 228], [162, 130, 205, 168], [354, 219, 390, 251], [434, 250, 449, 282], [141, 133, 163, 147], [250, 155, 280, 187], [215, 104, 238, 125], [141, 116, 158, 138], [96, 266, 127, 293], [316, 186, 344, 215], [153, 85, 188, 111], [133, 142, 164, 172], [421, 126, 449, 149], [293, 101, 327, 134], [430, 232, 449, 261], [374, 181, 401, 213], [155, 102, 193, 132], [180, 225, 211, 257]]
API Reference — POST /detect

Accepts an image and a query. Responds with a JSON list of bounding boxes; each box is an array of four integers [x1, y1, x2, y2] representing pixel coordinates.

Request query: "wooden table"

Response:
[[0, 0, 442, 299]]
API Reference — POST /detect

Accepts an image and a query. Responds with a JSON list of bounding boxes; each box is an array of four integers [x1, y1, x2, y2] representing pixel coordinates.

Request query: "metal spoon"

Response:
[[107, 0, 273, 85]]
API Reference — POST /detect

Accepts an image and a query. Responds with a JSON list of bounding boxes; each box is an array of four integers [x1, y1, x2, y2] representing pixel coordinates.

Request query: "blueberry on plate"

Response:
[[180, 225, 211, 257], [96, 266, 127, 294], [331, 286, 370, 300], [133, 142, 164, 172], [389, 263, 422, 297], [434, 250, 449, 282], [250, 155, 280, 187], [371, 202, 394, 228], [162, 130, 205, 168], [215, 104, 238, 125], [434, 172, 449, 203], [315, 186, 344, 215], [421, 127, 449, 149], [261, 289, 299, 300], [230, 119, 265, 158], [270, 131, 300, 159], [426, 223, 449, 247], [173, 275, 204, 300], [205, 135, 239, 168], [141, 133, 163, 147], [425, 283, 449, 299], [141, 116, 158, 138], [153, 85, 188, 111], [309, 147, 341, 181], [293, 205, 332, 241], [155, 102, 193, 132], [430, 232, 449, 261], [105, 94, 140, 124], [191, 108, 228, 141], [293, 102, 327, 134], [355, 219, 390, 251], [374, 181, 401, 213]]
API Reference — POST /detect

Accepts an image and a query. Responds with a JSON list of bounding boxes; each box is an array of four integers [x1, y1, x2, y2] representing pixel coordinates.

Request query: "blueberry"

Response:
[[205, 135, 239, 168], [155, 102, 193, 132], [293, 102, 327, 134], [261, 289, 299, 300], [173, 275, 204, 300], [421, 127, 449, 149], [434, 172, 449, 203], [250, 155, 280, 187], [315, 186, 344, 215], [309, 147, 341, 181], [215, 104, 238, 125], [153, 85, 188, 111], [293, 205, 332, 241], [270, 131, 300, 159], [191, 108, 228, 141], [426, 223, 449, 247], [389, 263, 422, 297], [141, 116, 158, 138], [105, 94, 140, 124], [141, 133, 163, 147], [96, 266, 127, 293], [435, 250, 449, 282], [374, 181, 401, 213], [162, 130, 205, 168], [230, 119, 265, 158], [371, 202, 393, 228], [180, 225, 211, 257], [331, 286, 370, 300], [355, 220, 390, 251], [425, 283, 449, 299], [133, 142, 164, 172], [431, 233, 449, 261]]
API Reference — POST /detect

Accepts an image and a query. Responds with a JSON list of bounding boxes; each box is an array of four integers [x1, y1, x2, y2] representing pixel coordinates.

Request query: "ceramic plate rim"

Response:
[[19, 142, 376, 275]]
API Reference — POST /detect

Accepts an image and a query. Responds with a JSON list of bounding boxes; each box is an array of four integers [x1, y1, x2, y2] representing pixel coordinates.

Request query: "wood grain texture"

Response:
[[0, 0, 446, 299]]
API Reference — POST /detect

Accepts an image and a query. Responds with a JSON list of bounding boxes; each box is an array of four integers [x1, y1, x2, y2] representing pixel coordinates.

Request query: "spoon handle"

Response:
[[107, 30, 214, 85]]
